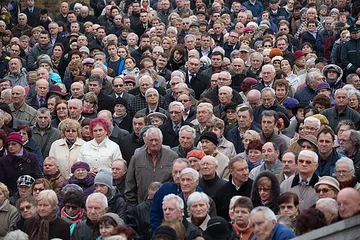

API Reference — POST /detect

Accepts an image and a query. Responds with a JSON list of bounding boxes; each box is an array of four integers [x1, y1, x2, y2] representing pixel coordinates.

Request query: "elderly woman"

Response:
[[23, 190, 70, 240], [274, 79, 290, 105], [202, 117, 236, 160], [237, 130, 261, 159], [0, 182, 18, 238], [63, 162, 95, 201], [246, 140, 264, 171], [49, 119, 86, 178], [113, 97, 132, 132], [78, 118, 122, 172], [17, 125, 43, 166], [186, 192, 211, 233], [314, 176, 340, 200], [60, 190, 85, 236], [251, 171, 281, 214], [0, 132, 42, 196], [278, 192, 299, 226], [82, 92, 98, 119], [348, 89, 360, 112], [31, 178, 52, 198], [335, 157, 360, 190], [51, 99, 69, 128], [147, 112, 167, 127]]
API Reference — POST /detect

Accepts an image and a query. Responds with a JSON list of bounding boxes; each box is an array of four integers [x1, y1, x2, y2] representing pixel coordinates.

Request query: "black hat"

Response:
[[203, 217, 231, 240], [349, 24, 360, 33], [153, 226, 176, 240], [189, 22, 200, 28], [196, 10, 206, 16], [199, 131, 219, 146], [315, 57, 329, 64], [114, 97, 128, 108], [224, 102, 237, 112], [291, 102, 309, 116]]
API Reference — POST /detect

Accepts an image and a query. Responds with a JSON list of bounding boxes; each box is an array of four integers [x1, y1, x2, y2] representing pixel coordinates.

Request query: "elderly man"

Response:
[[335, 157, 360, 190], [178, 94, 196, 123], [337, 187, 360, 219], [193, 103, 214, 144], [214, 86, 233, 119], [316, 127, 343, 177], [26, 79, 49, 110], [346, 73, 360, 90], [4, 58, 27, 87], [10, 86, 37, 125], [316, 198, 339, 225], [43, 157, 65, 195], [322, 89, 360, 131], [253, 88, 288, 126], [150, 158, 191, 229], [11, 13, 32, 38], [280, 150, 319, 212], [112, 159, 128, 197], [110, 76, 134, 103], [68, 99, 84, 124], [251, 64, 276, 91], [186, 57, 209, 99], [231, 58, 246, 92], [294, 70, 324, 103], [244, 52, 263, 80], [249, 207, 295, 240], [159, 101, 193, 148], [172, 126, 198, 158], [31, 108, 61, 158], [161, 194, 201, 239], [199, 131, 229, 180], [247, 89, 262, 109], [279, 151, 298, 183], [250, 142, 283, 180], [165, 75, 184, 105], [199, 156, 226, 199], [69, 82, 84, 99], [226, 104, 261, 154], [125, 128, 178, 204], [259, 110, 287, 156], [137, 88, 168, 116], [303, 116, 321, 137], [72, 193, 122, 240], [88, 74, 115, 113], [214, 156, 253, 221]]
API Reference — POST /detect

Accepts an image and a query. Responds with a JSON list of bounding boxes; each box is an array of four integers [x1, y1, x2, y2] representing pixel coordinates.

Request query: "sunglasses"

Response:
[[316, 188, 331, 194]]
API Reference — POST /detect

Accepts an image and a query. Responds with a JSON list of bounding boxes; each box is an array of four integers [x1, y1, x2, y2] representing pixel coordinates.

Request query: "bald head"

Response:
[[337, 187, 360, 219]]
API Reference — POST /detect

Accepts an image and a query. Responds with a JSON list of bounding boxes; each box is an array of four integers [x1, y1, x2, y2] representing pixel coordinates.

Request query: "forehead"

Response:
[[262, 142, 275, 150]]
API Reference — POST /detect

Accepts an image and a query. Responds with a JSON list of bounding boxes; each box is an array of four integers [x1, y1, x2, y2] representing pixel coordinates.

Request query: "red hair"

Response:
[[89, 118, 111, 137]]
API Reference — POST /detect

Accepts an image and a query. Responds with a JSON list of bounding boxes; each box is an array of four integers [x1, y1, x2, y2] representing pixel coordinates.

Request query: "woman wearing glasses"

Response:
[[49, 119, 85, 179]]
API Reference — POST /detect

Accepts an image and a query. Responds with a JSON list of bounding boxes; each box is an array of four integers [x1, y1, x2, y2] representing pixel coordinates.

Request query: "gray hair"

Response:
[[172, 158, 190, 168], [262, 64, 275, 73], [173, 82, 188, 90], [250, 52, 264, 61], [148, 181, 162, 191], [219, 86, 233, 96], [145, 127, 163, 140], [126, 32, 139, 42], [212, 46, 225, 55], [307, 69, 322, 84], [112, 159, 128, 171], [86, 192, 108, 209], [4, 230, 29, 240], [171, 70, 185, 80], [93, 63, 107, 74], [250, 206, 277, 222], [163, 194, 184, 210], [336, 157, 355, 172], [261, 87, 275, 96], [347, 89, 360, 99], [180, 167, 199, 181], [334, 88, 348, 97], [197, 102, 213, 114], [230, 196, 242, 208], [68, 98, 82, 108], [167, 26, 178, 35], [170, 76, 185, 85], [153, 46, 164, 53], [304, 116, 321, 129], [18, 13, 27, 20], [37, 107, 51, 116], [299, 150, 319, 164], [184, 34, 196, 41], [179, 125, 196, 139], [145, 88, 159, 98], [169, 101, 184, 111], [316, 198, 338, 215], [139, 75, 154, 85], [187, 192, 210, 214]]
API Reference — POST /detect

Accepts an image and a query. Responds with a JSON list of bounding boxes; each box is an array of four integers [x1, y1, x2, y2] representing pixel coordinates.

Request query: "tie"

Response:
[[300, 178, 308, 187], [174, 125, 180, 134], [39, 98, 45, 106]]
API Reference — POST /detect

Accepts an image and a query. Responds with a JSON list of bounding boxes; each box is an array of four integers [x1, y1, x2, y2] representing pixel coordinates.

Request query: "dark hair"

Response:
[[212, 51, 224, 59], [16, 125, 32, 138], [40, 9, 48, 15], [111, 226, 137, 240], [335, 120, 355, 134], [278, 192, 299, 206], [16, 195, 37, 210], [295, 208, 327, 235], [233, 196, 253, 212], [53, 43, 64, 53], [313, 94, 331, 109], [140, 34, 150, 41], [317, 126, 335, 141], [169, 44, 186, 62], [261, 110, 278, 123], [246, 139, 264, 154], [295, 119, 304, 133], [277, 112, 290, 128], [31, 178, 51, 195], [40, 30, 50, 38], [54, 99, 69, 118], [63, 189, 84, 208], [97, 215, 118, 227], [281, 150, 298, 164]]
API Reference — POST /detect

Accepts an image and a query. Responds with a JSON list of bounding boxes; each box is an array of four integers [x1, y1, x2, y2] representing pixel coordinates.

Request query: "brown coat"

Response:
[[45, 171, 66, 195]]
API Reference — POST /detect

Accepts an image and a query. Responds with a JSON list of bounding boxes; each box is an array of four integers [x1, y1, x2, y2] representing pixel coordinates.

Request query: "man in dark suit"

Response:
[[110, 76, 135, 104], [185, 57, 209, 99], [21, 0, 41, 27], [48, 22, 67, 48], [158, 101, 193, 148], [88, 74, 115, 113], [133, 9, 152, 38], [26, 79, 49, 110]]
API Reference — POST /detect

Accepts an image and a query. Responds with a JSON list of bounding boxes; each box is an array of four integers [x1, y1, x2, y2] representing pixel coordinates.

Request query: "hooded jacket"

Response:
[[322, 64, 345, 93]]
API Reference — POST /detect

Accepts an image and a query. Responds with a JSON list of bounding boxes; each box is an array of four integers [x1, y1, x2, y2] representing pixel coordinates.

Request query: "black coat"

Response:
[[23, 216, 70, 240], [185, 71, 209, 100], [21, 7, 41, 27], [119, 132, 144, 164], [214, 176, 253, 221], [97, 91, 115, 113], [26, 95, 47, 110], [0, 149, 42, 196], [158, 120, 193, 148]]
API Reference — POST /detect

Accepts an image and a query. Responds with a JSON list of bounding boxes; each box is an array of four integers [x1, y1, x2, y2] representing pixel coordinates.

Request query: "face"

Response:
[[250, 211, 276, 240], [163, 199, 183, 222], [43, 159, 58, 175], [64, 203, 80, 217], [298, 155, 318, 177], [39, 34, 49, 45], [187, 58, 200, 74], [179, 131, 194, 151], [74, 168, 88, 180], [261, 116, 276, 136], [95, 183, 109, 195], [18, 185, 31, 197], [237, 110, 253, 129], [36, 113, 51, 129], [276, 39, 287, 51], [279, 201, 298, 217], [18, 129, 29, 142], [248, 149, 262, 164], [64, 126, 78, 142], [201, 139, 216, 155], [190, 199, 208, 219], [89, 81, 102, 95], [258, 183, 271, 202], [147, 132, 162, 152], [196, 106, 212, 124], [337, 191, 360, 219], [133, 117, 145, 136], [180, 172, 198, 195], [317, 133, 334, 156], [230, 161, 249, 184], [335, 163, 353, 183], [261, 68, 275, 85], [93, 124, 108, 143], [316, 184, 337, 199], [37, 199, 54, 217], [112, 161, 126, 180], [282, 152, 297, 176], [19, 201, 37, 219], [35, 81, 49, 98], [87, 196, 107, 222], [262, 142, 279, 164], [303, 120, 319, 136], [56, 103, 68, 119], [275, 86, 287, 99], [211, 54, 223, 68], [7, 141, 22, 154], [99, 223, 115, 238]]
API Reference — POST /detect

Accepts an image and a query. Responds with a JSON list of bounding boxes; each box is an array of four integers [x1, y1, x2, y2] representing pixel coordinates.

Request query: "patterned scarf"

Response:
[[60, 207, 85, 224]]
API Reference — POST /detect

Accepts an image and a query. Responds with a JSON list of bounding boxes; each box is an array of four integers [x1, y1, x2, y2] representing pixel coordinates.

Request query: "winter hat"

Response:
[[315, 176, 340, 192], [71, 161, 90, 173], [139, 125, 155, 138], [114, 97, 128, 108], [315, 82, 331, 93], [271, 56, 284, 64], [94, 168, 113, 189], [319, 5, 328, 11], [79, 46, 90, 55], [312, 114, 329, 125], [5, 132, 23, 145], [38, 58, 53, 69], [16, 175, 35, 187], [283, 98, 299, 110], [102, 213, 125, 226], [293, 50, 305, 61], [203, 216, 231, 240], [247, 22, 258, 30], [61, 184, 84, 194], [297, 135, 317, 149], [329, 8, 339, 15], [199, 131, 219, 146], [153, 226, 177, 240], [186, 150, 206, 160], [123, 75, 136, 84], [269, 48, 283, 59], [243, 26, 254, 33]]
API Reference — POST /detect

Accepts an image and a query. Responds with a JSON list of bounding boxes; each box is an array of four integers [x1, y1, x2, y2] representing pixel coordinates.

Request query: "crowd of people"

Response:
[[0, 0, 359, 239]]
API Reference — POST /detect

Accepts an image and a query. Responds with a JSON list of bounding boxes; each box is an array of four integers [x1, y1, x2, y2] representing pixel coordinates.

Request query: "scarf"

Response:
[[66, 138, 76, 149], [30, 212, 58, 240], [52, 57, 61, 68], [233, 223, 252, 240], [247, 158, 264, 170], [82, 107, 94, 114], [60, 207, 85, 224], [113, 113, 127, 125]]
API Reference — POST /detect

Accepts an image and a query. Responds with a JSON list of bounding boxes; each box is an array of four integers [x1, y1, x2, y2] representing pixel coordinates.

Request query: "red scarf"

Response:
[[81, 107, 94, 114], [60, 207, 84, 224]]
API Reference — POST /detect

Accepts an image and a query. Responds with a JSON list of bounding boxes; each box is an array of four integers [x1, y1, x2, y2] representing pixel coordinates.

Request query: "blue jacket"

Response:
[[226, 123, 261, 154], [253, 223, 295, 240], [243, 1, 264, 18], [294, 85, 316, 104], [316, 149, 344, 177]]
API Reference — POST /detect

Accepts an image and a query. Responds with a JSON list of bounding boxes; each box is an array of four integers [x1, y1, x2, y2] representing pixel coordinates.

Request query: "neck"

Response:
[[300, 172, 313, 180], [183, 190, 195, 199], [336, 105, 346, 112], [203, 173, 216, 180], [110, 55, 120, 61], [319, 151, 332, 159], [233, 178, 244, 187], [239, 126, 250, 134], [148, 103, 158, 109]]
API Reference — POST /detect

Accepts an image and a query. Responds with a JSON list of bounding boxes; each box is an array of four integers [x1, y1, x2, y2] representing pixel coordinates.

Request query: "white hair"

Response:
[[262, 64, 275, 73], [197, 102, 213, 114], [169, 101, 184, 111], [4, 230, 28, 240], [261, 87, 275, 96], [139, 75, 154, 85], [212, 46, 225, 55], [250, 206, 277, 222], [201, 155, 219, 166], [171, 70, 185, 80], [179, 125, 196, 139], [145, 127, 163, 140], [163, 194, 184, 210], [167, 26, 178, 35], [170, 76, 185, 85], [336, 157, 355, 172], [298, 150, 319, 164], [316, 198, 338, 215], [126, 32, 139, 42], [145, 88, 159, 98], [187, 192, 210, 214], [219, 86, 233, 96], [304, 116, 321, 130], [68, 98, 82, 108], [86, 192, 108, 209], [173, 82, 188, 90], [180, 167, 199, 181], [153, 46, 164, 53]]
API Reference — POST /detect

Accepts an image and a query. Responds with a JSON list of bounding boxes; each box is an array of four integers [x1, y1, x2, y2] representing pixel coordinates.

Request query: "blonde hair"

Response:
[[36, 190, 58, 209], [0, 182, 9, 199], [60, 118, 81, 138]]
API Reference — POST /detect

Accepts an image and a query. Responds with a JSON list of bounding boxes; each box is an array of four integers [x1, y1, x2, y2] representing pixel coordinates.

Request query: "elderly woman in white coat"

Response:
[[186, 192, 211, 233], [77, 118, 122, 175], [49, 119, 85, 179]]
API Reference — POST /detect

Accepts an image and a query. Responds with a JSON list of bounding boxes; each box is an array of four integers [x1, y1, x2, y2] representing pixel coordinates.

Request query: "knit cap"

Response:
[[94, 168, 113, 189]]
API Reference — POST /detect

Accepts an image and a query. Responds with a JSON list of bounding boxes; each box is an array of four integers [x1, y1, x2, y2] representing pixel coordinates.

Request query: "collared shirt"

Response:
[[201, 48, 211, 57], [188, 71, 195, 83], [232, 178, 242, 191], [183, 110, 190, 121], [172, 122, 181, 133]]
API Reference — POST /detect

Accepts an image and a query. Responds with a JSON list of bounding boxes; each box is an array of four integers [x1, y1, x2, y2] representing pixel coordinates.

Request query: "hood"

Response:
[[322, 64, 343, 86]]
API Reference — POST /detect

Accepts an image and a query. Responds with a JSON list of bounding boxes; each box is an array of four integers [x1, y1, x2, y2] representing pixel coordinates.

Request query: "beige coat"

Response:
[[49, 137, 86, 178], [214, 151, 230, 181], [0, 200, 18, 239]]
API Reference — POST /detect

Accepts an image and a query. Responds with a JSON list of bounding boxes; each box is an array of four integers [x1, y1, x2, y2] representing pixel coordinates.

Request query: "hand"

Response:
[[90, 168, 98, 176], [356, 68, 360, 75]]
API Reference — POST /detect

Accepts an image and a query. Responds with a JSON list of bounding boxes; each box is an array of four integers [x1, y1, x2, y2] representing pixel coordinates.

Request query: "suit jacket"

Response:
[[97, 91, 115, 113], [133, 22, 152, 38], [158, 120, 193, 148], [21, 7, 41, 27], [26, 95, 47, 110], [185, 71, 209, 100], [110, 91, 135, 106]]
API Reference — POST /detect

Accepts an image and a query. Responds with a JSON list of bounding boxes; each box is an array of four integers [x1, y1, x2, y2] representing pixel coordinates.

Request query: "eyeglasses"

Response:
[[217, 78, 230, 81], [179, 99, 190, 103], [57, 107, 67, 110], [8, 142, 18, 146], [169, 111, 182, 114], [20, 205, 33, 211], [298, 159, 314, 164], [316, 188, 331, 194], [335, 169, 352, 175], [338, 139, 351, 143], [257, 187, 271, 192], [65, 129, 77, 133], [33, 188, 44, 192]]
